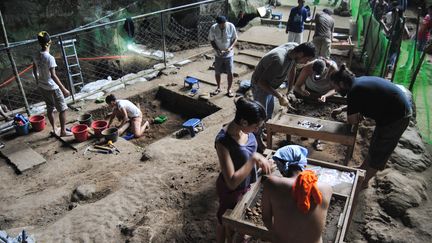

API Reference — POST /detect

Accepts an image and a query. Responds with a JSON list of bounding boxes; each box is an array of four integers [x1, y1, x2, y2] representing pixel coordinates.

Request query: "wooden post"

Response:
[[390, 17, 406, 82], [408, 50, 426, 91], [360, 4, 376, 62], [0, 10, 31, 115], [413, 7, 422, 69], [307, 6, 317, 42], [366, 24, 382, 75]]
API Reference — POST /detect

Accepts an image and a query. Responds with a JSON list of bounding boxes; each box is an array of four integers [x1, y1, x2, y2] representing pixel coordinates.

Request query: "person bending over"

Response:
[[330, 64, 412, 188], [215, 97, 272, 243], [105, 94, 149, 138]]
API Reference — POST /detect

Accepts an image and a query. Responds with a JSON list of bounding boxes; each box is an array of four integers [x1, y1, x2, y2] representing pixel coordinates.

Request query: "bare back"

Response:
[[262, 176, 332, 243]]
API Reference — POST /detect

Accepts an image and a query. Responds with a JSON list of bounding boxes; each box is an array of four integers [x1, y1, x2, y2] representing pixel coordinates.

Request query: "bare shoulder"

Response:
[[263, 176, 294, 191], [317, 182, 333, 206]]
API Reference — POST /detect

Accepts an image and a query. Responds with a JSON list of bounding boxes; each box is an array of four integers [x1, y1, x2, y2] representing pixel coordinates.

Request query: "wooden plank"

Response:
[[238, 50, 265, 59], [234, 54, 259, 68], [0, 143, 46, 173]]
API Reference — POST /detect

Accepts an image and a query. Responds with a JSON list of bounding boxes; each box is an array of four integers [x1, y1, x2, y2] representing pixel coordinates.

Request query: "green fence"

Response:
[[352, 0, 432, 144]]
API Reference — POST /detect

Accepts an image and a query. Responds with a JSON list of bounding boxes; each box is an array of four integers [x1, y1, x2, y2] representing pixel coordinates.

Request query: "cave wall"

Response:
[[0, 0, 206, 43]]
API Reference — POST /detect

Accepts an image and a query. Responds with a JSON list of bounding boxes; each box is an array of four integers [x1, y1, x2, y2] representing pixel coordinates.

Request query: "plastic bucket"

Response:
[[91, 120, 108, 138], [71, 124, 89, 142], [101, 127, 119, 142], [15, 122, 30, 136], [78, 113, 93, 127], [29, 115, 46, 132]]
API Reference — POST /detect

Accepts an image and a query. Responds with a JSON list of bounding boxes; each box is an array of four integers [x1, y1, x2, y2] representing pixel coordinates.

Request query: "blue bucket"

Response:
[[15, 122, 30, 136]]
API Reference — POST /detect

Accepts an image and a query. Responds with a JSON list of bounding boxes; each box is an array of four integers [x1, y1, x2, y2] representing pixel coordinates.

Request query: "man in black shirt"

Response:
[[330, 64, 412, 188]]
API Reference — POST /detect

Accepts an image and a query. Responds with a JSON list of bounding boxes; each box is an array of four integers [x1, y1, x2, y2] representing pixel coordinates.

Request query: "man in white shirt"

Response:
[[105, 94, 149, 138], [208, 16, 238, 97], [32, 31, 71, 136]]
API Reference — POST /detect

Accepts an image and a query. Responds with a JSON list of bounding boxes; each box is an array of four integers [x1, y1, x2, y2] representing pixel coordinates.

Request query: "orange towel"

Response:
[[292, 170, 323, 213]]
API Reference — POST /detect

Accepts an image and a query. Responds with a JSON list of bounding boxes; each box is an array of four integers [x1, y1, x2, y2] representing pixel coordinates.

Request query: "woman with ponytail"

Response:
[[214, 97, 272, 242]]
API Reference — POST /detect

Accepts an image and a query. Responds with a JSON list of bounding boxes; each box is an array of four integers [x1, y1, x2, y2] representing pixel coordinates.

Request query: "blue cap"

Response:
[[216, 16, 227, 24]]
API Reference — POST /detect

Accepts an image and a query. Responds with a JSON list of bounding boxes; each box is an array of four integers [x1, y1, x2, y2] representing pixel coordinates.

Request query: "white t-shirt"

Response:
[[116, 100, 141, 118], [208, 22, 237, 58], [34, 51, 59, 90]]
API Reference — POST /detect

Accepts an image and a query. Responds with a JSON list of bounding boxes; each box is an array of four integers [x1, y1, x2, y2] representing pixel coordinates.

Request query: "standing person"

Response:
[[105, 94, 149, 138], [312, 9, 335, 58], [262, 167, 332, 243], [251, 42, 316, 150], [286, 0, 311, 44], [208, 15, 238, 97], [330, 65, 412, 188], [417, 6, 432, 51], [215, 97, 272, 243], [32, 31, 71, 137]]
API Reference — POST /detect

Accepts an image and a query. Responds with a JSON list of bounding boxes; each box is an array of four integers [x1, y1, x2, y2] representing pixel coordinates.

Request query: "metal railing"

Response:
[[0, 0, 226, 115]]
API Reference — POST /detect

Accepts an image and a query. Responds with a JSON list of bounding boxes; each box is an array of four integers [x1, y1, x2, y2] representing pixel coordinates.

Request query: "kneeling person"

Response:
[[262, 145, 332, 243], [105, 94, 149, 138]]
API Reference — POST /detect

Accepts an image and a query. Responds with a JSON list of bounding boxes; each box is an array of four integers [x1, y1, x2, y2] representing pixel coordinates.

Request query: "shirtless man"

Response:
[[262, 169, 332, 243]]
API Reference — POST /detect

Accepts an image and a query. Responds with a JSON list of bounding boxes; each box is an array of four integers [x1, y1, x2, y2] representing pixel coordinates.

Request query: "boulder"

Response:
[[71, 184, 96, 202]]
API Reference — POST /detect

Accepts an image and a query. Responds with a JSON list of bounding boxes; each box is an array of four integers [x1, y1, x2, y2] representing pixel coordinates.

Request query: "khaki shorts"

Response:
[[39, 88, 68, 113]]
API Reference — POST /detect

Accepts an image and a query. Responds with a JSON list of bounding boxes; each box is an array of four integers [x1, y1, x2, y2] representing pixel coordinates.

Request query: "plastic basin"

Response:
[[29, 115, 46, 132], [91, 120, 108, 138]]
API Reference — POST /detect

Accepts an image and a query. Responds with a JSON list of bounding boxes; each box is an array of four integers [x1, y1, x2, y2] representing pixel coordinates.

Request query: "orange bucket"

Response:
[[71, 124, 88, 142], [29, 115, 46, 132], [91, 120, 108, 138]]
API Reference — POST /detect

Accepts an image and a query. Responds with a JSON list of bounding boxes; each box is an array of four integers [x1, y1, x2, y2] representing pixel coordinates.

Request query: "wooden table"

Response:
[[266, 113, 357, 165], [222, 150, 365, 243]]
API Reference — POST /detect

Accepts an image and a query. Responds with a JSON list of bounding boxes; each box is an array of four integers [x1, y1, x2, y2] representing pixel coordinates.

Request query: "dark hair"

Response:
[[428, 5, 432, 11], [293, 42, 316, 58], [322, 8, 333, 15], [329, 63, 355, 87], [216, 16, 227, 24], [105, 94, 117, 104], [233, 97, 266, 125], [37, 31, 51, 48]]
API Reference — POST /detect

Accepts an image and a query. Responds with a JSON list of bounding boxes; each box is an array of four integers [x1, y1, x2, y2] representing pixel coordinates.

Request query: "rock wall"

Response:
[[347, 121, 432, 242]]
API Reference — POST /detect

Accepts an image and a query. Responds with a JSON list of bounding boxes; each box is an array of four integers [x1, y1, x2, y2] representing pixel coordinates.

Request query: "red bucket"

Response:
[[29, 115, 46, 132], [91, 120, 108, 138], [71, 124, 89, 142]]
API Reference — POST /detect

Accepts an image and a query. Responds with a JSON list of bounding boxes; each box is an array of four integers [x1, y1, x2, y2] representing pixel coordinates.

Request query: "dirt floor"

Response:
[[0, 24, 431, 243]]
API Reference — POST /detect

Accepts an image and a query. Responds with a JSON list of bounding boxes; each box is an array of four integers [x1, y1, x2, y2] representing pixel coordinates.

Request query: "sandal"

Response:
[[210, 88, 221, 97], [227, 90, 235, 98], [313, 140, 324, 151]]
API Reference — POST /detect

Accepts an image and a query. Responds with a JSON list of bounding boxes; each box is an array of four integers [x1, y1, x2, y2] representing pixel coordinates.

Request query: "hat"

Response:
[[216, 16, 227, 24], [312, 59, 326, 79], [37, 31, 51, 46], [273, 145, 308, 177], [322, 8, 333, 15]]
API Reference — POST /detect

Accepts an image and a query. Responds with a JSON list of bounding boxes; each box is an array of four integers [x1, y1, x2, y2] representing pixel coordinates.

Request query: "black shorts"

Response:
[[366, 116, 410, 170]]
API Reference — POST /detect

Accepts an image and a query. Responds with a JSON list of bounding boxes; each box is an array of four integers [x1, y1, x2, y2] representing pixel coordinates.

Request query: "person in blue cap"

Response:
[[208, 15, 238, 98]]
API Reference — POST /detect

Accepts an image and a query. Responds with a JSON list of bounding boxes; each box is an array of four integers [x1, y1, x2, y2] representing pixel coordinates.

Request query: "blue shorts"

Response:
[[214, 56, 234, 75]]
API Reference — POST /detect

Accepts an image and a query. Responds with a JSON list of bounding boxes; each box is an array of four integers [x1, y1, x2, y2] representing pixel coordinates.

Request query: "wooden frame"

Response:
[[331, 35, 354, 67], [265, 113, 357, 165], [222, 150, 365, 243]]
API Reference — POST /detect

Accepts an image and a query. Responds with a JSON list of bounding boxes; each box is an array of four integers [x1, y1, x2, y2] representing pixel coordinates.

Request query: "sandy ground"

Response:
[[0, 25, 431, 243]]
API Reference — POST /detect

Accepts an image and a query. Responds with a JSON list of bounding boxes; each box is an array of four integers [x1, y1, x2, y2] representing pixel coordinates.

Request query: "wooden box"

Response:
[[222, 149, 365, 243]]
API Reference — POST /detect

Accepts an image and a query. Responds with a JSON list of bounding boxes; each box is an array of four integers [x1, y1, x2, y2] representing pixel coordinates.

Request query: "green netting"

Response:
[[353, 0, 432, 144], [391, 40, 432, 144]]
